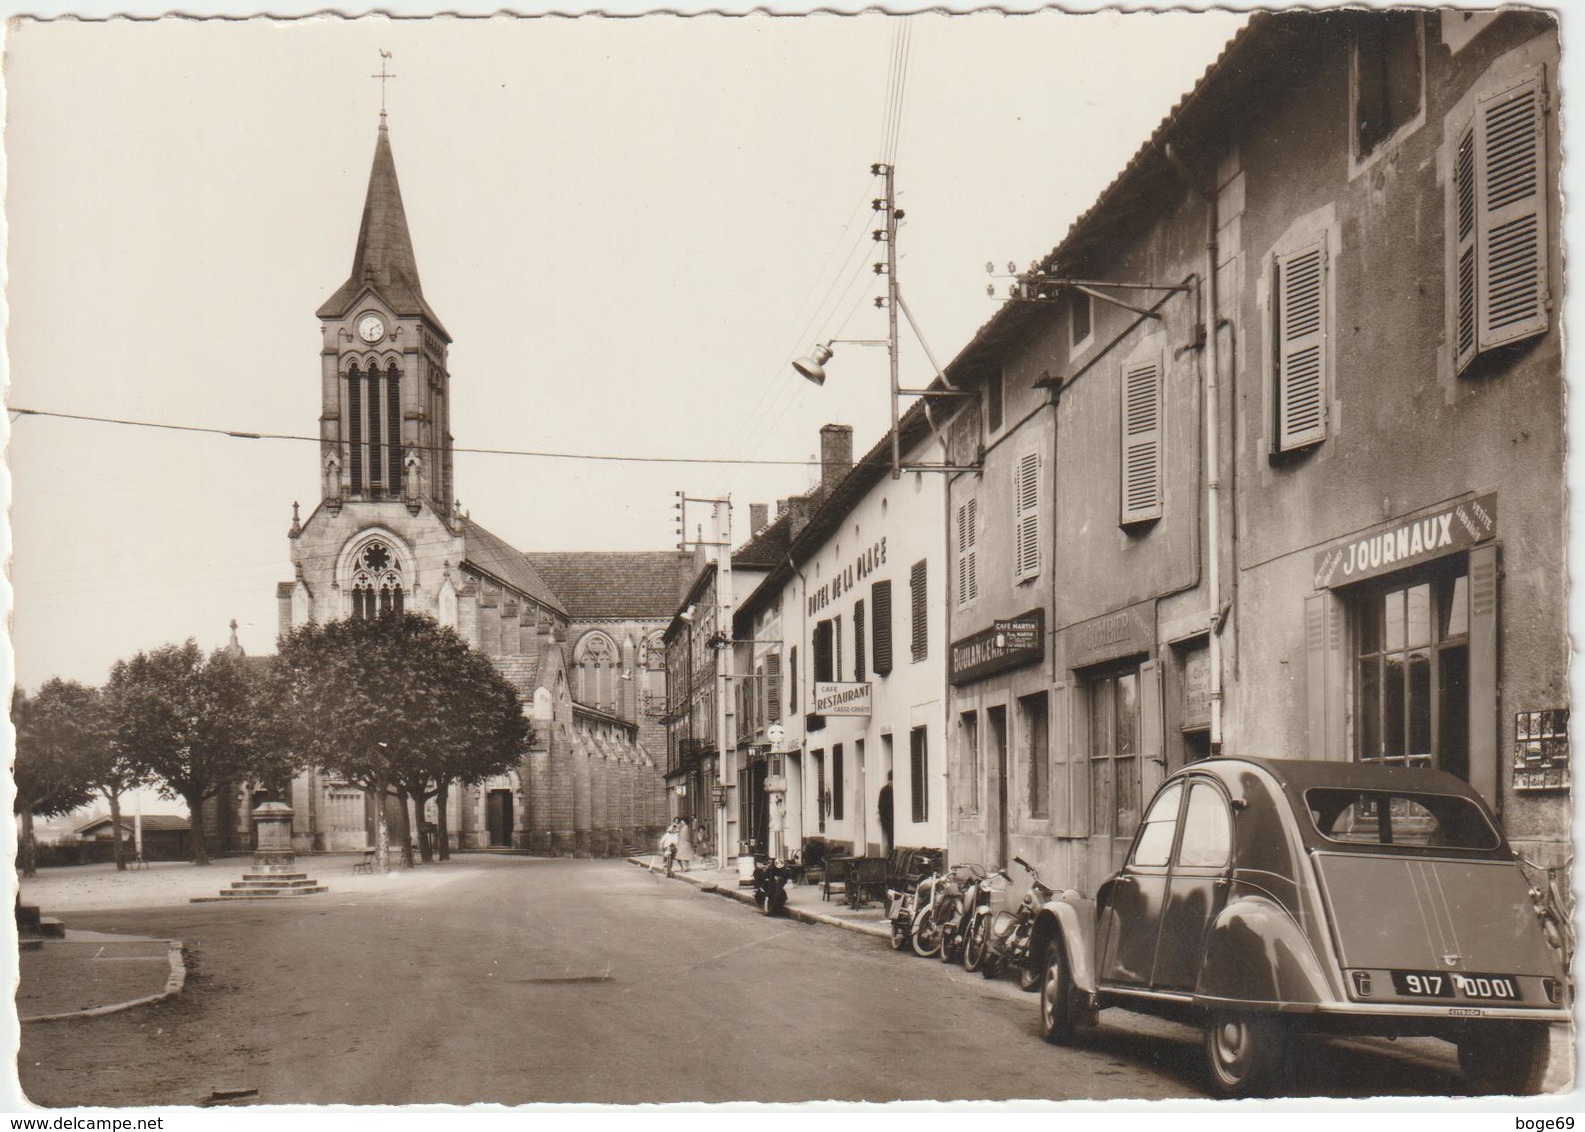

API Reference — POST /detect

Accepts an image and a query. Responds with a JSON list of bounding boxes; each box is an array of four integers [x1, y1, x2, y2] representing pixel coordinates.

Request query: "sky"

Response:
[[3, 11, 1249, 692]]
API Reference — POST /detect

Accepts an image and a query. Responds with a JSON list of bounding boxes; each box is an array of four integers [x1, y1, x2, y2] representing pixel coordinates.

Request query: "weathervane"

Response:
[[372, 49, 396, 122]]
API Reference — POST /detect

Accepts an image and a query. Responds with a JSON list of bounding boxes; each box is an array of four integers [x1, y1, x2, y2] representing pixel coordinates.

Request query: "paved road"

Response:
[[19, 856, 1468, 1106]]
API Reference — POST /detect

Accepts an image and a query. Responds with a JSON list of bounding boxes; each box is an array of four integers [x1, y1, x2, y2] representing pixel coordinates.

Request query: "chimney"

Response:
[[787, 495, 816, 539], [749, 503, 769, 534], [820, 424, 854, 497], [776, 498, 790, 517]]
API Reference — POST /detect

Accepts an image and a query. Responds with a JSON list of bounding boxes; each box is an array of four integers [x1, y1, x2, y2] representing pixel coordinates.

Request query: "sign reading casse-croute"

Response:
[[1313, 494, 1496, 589], [812, 681, 873, 716]]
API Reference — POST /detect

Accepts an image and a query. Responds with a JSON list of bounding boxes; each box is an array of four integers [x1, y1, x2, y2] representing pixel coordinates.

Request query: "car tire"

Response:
[[1458, 1023, 1550, 1096], [1203, 1011, 1286, 1098], [911, 907, 941, 959], [1038, 938, 1077, 1046]]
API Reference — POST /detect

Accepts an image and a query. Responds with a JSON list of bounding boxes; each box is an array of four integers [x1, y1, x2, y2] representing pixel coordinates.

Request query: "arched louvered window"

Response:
[[346, 362, 403, 500], [577, 633, 618, 713], [348, 364, 365, 495], [350, 539, 404, 620], [386, 363, 402, 492]]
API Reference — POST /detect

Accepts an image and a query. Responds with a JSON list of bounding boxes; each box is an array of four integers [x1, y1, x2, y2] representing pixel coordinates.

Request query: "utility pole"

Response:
[[881, 162, 902, 480], [714, 499, 735, 869]]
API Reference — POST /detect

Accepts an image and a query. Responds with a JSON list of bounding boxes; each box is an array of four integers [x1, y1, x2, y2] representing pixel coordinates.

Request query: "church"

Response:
[[267, 113, 686, 856]]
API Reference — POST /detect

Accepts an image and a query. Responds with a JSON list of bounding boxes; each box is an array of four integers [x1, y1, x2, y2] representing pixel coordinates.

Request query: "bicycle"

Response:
[[1517, 852, 1575, 978]]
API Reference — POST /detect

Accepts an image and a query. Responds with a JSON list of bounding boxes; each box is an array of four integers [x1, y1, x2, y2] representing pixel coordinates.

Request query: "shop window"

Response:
[[958, 710, 980, 815], [1353, 560, 1470, 780], [1119, 357, 1162, 525], [1354, 11, 1423, 161], [910, 727, 929, 823], [1020, 692, 1050, 819], [1273, 241, 1329, 452], [956, 499, 979, 608], [1089, 665, 1143, 841], [1451, 66, 1549, 374]]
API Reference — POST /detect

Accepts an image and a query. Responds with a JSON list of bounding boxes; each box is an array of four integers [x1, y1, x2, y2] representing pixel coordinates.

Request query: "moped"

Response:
[[752, 854, 794, 917]]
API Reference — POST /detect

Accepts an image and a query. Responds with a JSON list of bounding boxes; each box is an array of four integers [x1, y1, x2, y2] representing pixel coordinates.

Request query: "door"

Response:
[[854, 739, 868, 854], [1151, 779, 1233, 991], [1099, 781, 1181, 987], [987, 705, 1009, 868], [486, 789, 514, 848]]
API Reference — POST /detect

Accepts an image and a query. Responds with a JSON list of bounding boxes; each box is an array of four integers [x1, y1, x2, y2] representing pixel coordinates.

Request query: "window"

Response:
[[854, 599, 866, 679], [575, 632, 618, 713], [985, 369, 1004, 433], [832, 744, 845, 821], [346, 362, 403, 500], [1452, 67, 1549, 374], [1131, 782, 1182, 867], [812, 620, 834, 683], [1306, 787, 1499, 850], [813, 749, 827, 832], [910, 560, 928, 662], [1273, 242, 1329, 451], [753, 665, 765, 733], [350, 539, 404, 620], [871, 581, 893, 675], [787, 646, 798, 714], [1119, 357, 1162, 524], [833, 616, 843, 683], [1020, 692, 1050, 819], [955, 499, 978, 608], [765, 653, 781, 723], [958, 711, 980, 815], [1014, 452, 1041, 580], [1071, 289, 1093, 351], [1353, 561, 1470, 780], [1177, 783, 1231, 868], [1354, 11, 1423, 160], [1089, 665, 1142, 840], [910, 727, 929, 823]]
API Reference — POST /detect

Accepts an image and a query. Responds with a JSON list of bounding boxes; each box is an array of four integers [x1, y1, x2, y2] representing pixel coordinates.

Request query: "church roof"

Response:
[[317, 122, 451, 340], [524, 551, 693, 621], [461, 518, 567, 617]]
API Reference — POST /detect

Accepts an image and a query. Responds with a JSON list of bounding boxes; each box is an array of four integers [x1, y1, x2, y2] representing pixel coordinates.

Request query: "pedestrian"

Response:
[[652, 818, 679, 875], [674, 814, 695, 873], [878, 771, 894, 855]]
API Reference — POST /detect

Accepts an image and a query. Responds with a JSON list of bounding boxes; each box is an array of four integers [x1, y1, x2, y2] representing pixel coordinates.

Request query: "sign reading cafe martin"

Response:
[[1313, 494, 1497, 589]]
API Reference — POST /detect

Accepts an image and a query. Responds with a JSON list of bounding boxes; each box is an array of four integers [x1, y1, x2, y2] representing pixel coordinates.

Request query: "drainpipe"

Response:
[[1165, 142, 1224, 753]]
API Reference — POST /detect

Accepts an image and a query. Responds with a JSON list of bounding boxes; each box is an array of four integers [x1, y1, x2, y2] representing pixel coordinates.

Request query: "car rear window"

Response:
[[1304, 788, 1500, 851]]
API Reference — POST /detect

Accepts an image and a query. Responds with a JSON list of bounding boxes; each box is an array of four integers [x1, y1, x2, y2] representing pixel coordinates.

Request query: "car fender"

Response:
[[1198, 893, 1333, 1007], [1030, 892, 1098, 995]]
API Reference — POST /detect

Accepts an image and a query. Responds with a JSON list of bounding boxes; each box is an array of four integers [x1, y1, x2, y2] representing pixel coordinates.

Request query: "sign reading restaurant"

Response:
[[950, 608, 1045, 685], [1313, 493, 1496, 589], [813, 681, 873, 716]]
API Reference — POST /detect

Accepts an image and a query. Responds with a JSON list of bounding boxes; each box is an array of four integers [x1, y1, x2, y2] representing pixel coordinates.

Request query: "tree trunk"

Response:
[[19, 810, 37, 878], [396, 786, 415, 868], [106, 787, 126, 871], [185, 790, 210, 865], [436, 781, 452, 862], [412, 788, 433, 864], [374, 774, 391, 874]]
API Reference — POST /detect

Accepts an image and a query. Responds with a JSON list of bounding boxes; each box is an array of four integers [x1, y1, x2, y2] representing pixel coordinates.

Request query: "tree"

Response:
[[106, 641, 292, 865], [275, 613, 530, 872], [12, 681, 101, 877], [65, 685, 151, 871]]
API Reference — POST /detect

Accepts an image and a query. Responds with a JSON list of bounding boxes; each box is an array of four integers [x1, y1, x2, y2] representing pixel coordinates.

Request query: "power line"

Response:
[[10, 407, 824, 469]]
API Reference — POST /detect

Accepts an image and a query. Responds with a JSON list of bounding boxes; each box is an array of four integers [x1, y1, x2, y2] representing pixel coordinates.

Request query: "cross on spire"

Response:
[[372, 50, 396, 124]]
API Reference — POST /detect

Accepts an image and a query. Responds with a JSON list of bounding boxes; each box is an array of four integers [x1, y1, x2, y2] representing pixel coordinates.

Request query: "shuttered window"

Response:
[[812, 621, 833, 683], [910, 727, 929, 823], [1274, 242, 1328, 451], [1014, 451, 1041, 580], [833, 616, 843, 683], [871, 581, 893, 675], [955, 498, 978, 608], [1119, 358, 1163, 524], [1455, 68, 1549, 370], [986, 369, 1004, 432], [854, 599, 866, 679], [348, 365, 364, 494], [765, 653, 781, 723], [910, 560, 928, 662], [787, 647, 797, 715]]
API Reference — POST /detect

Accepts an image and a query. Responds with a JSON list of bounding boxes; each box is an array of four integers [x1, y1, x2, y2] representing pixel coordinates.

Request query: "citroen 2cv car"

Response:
[[1029, 758, 1569, 1097]]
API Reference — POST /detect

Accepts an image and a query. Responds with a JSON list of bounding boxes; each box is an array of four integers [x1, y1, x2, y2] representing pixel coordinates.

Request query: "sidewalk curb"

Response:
[[21, 940, 187, 1025], [626, 857, 890, 941]]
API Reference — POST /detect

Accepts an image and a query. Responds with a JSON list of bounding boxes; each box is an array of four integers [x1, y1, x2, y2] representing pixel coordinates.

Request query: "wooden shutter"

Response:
[[871, 581, 893, 675], [1475, 69, 1548, 350], [1014, 452, 1041, 580], [910, 560, 928, 662], [956, 499, 978, 607], [787, 646, 797, 714], [833, 616, 843, 683], [1139, 659, 1165, 800], [1120, 358, 1163, 523], [1452, 116, 1479, 374], [1467, 543, 1499, 809], [1049, 684, 1074, 836], [1275, 242, 1328, 451], [765, 653, 781, 723], [812, 621, 833, 683], [854, 599, 866, 679], [1304, 591, 1348, 761]]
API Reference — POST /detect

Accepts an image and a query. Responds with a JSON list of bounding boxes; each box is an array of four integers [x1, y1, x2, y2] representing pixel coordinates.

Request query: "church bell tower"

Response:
[[315, 115, 454, 519]]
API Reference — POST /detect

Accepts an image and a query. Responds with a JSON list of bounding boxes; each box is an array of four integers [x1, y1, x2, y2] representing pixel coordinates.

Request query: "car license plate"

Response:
[[1390, 970, 1519, 1000]]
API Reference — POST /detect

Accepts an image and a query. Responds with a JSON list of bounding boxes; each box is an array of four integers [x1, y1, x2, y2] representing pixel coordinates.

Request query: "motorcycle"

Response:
[[752, 854, 794, 917], [961, 866, 1012, 974], [980, 855, 1056, 989], [912, 863, 983, 961], [940, 863, 992, 965], [886, 877, 919, 952]]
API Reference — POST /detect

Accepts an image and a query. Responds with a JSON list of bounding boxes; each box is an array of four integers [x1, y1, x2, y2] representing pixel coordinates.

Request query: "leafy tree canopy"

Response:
[[12, 680, 102, 819]]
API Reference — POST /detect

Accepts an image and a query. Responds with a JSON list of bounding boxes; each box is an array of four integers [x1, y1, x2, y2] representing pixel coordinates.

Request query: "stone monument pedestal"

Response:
[[191, 801, 327, 902]]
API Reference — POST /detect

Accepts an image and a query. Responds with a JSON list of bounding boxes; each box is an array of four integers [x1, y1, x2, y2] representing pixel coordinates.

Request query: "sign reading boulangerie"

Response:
[[1313, 494, 1497, 589], [950, 608, 1045, 685], [813, 682, 872, 716]]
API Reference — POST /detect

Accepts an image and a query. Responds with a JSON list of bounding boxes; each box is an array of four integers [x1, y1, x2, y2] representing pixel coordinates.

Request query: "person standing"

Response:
[[674, 815, 695, 873], [653, 818, 679, 875], [878, 772, 895, 855]]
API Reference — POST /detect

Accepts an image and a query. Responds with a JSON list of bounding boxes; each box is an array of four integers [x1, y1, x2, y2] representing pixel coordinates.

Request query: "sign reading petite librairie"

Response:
[[812, 682, 873, 716], [1313, 494, 1496, 589], [950, 608, 1045, 685]]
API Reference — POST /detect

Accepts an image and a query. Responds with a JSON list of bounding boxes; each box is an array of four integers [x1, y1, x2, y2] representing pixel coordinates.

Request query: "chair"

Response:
[[822, 855, 853, 902], [847, 856, 889, 909], [353, 849, 376, 874]]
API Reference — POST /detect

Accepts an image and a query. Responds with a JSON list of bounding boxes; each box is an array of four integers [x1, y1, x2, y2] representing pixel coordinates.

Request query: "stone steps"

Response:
[[190, 871, 328, 903]]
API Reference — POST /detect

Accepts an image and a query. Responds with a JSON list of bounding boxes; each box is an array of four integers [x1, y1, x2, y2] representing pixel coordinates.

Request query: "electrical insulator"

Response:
[[874, 296, 886, 308], [985, 261, 994, 274], [1006, 261, 1016, 274], [872, 198, 885, 211], [873, 263, 885, 275], [986, 282, 995, 297], [872, 229, 886, 242], [894, 208, 905, 222]]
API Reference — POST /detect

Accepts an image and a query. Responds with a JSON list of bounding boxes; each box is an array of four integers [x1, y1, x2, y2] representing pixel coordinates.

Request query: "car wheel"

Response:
[[1203, 1011, 1286, 1098], [910, 907, 941, 959], [1458, 1023, 1550, 1096], [1038, 939, 1077, 1045]]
